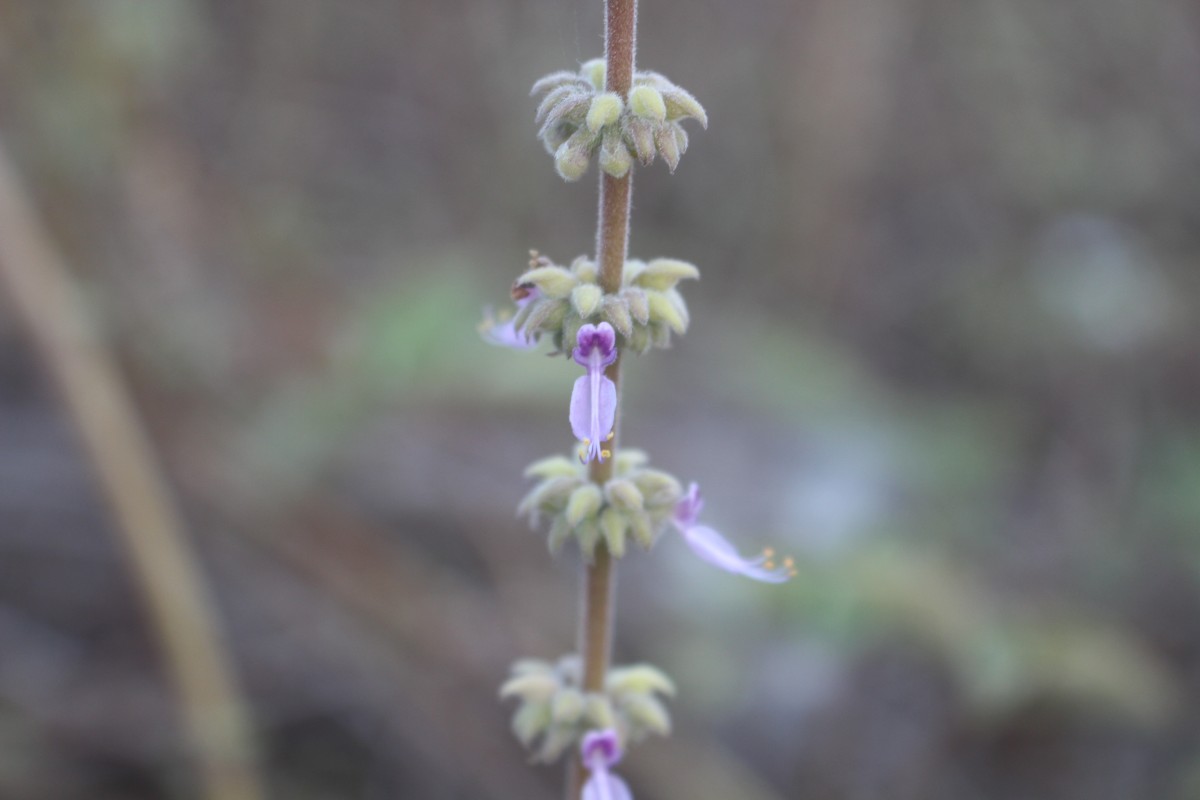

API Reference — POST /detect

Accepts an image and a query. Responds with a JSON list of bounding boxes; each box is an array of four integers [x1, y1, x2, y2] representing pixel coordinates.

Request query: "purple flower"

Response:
[[581, 729, 632, 800], [479, 289, 540, 350], [672, 483, 795, 583], [570, 322, 618, 463]]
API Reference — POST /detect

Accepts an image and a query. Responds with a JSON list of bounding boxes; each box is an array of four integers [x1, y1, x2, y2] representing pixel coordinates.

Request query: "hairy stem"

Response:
[[0, 144, 264, 800], [568, 1, 637, 797]]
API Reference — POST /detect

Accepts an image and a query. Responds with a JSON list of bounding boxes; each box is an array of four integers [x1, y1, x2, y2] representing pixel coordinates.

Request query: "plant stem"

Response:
[[568, 1, 637, 797]]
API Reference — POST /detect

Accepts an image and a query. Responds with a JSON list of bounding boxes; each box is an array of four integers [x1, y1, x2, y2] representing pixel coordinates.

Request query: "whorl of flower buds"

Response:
[[518, 449, 683, 558], [499, 654, 676, 763], [532, 58, 708, 181], [479, 250, 699, 355]]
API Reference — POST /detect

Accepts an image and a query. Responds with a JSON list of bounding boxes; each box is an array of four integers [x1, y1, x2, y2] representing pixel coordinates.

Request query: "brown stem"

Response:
[[0, 145, 264, 800], [568, 1, 638, 797]]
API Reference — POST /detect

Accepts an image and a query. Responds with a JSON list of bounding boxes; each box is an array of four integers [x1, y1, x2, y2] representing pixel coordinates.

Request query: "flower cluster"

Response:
[[532, 59, 708, 181], [480, 250, 698, 355], [519, 449, 797, 582], [500, 655, 675, 763], [491, 47, 793, 798], [519, 449, 682, 557]]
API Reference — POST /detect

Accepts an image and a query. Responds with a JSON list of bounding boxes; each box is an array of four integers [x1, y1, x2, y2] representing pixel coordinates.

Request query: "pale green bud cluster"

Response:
[[519, 450, 684, 558], [500, 655, 676, 762], [532, 59, 708, 181], [513, 251, 699, 353]]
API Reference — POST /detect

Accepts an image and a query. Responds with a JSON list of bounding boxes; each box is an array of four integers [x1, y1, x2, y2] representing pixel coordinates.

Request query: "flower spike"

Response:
[[672, 483, 796, 583], [581, 729, 633, 800], [570, 322, 618, 463]]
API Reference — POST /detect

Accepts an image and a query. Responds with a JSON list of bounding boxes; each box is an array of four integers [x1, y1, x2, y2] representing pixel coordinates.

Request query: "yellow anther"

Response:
[[763, 547, 775, 557], [601, 449, 612, 459], [783, 557, 795, 568], [583, 438, 591, 445], [764, 561, 776, 570], [606, 431, 615, 441]]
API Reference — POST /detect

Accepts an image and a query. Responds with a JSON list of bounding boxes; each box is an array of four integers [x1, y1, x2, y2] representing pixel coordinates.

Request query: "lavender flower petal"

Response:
[[479, 312, 537, 349], [673, 482, 705, 528], [678, 524, 793, 583], [582, 772, 633, 800], [581, 729, 622, 767], [570, 373, 617, 462], [573, 321, 618, 367]]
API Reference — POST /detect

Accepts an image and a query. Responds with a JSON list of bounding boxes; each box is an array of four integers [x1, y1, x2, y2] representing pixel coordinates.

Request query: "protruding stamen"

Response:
[[606, 431, 615, 441], [601, 449, 612, 459], [763, 547, 775, 557]]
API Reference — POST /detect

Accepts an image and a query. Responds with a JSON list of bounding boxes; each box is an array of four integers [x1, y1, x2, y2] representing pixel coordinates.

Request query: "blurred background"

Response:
[[1, 0, 1200, 798]]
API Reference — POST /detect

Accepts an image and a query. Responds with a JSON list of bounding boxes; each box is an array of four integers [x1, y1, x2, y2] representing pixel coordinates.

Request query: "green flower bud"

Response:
[[627, 509, 657, 549], [629, 85, 667, 122], [623, 693, 672, 736], [576, 518, 602, 559], [560, 312, 585, 359], [585, 694, 618, 729], [631, 469, 683, 506], [570, 255, 598, 283], [512, 701, 552, 747], [614, 449, 649, 474], [547, 515, 572, 554], [551, 688, 586, 725], [604, 479, 644, 511], [662, 86, 709, 128], [515, 265, 579, 299], [500, 672, 560, 702], [599, 507, 627, 558], [646, 289, 687, 333], [655, 124, 681, 172], [672, 123, 689, 156], [524, 455, 583, 480], [522, 297, 569, 334], [622, 287, 650, 325], [518, 476, 583, 520], [566, 483, 603, 527], [600, 294, 633, 338], [634, 258, 700, 291], [541, 122, 572, 155], [570, 283, 603, 318], [626, 324, 650, 354], [607, 664, 677, 698], [555, 131, 594, 182], [535, 85, 578, 126], [586, 92, 624, 131], [538, 94, 591, 150], [530, 70, 586, 97], [581, 58, 606, 91], [624, 117, 657, 165], [599, 127, 634, 178]]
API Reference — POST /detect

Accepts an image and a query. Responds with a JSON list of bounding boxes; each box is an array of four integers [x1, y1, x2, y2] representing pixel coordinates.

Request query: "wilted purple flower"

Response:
[[570, 322, 618, 463], [672, 483, 795, 583], [479, 289, 541, 350], [581, 729, 632, 800]]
